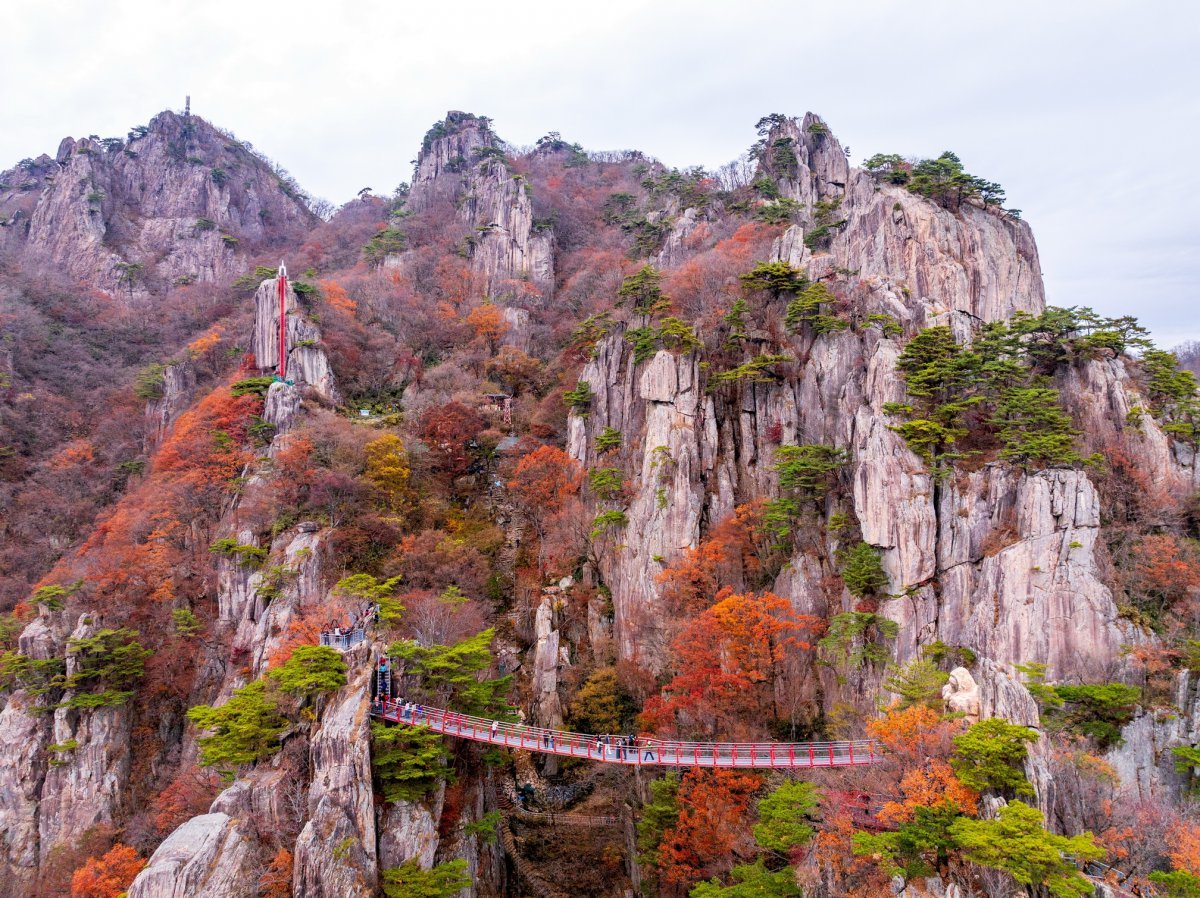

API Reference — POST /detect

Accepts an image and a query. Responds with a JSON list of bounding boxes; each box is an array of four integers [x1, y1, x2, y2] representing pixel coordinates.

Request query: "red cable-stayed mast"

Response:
[[277, 261, 288, 381]]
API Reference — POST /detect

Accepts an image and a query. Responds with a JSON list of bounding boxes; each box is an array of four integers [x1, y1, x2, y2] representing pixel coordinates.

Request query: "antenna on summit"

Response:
[[184, 95, 191, 118]]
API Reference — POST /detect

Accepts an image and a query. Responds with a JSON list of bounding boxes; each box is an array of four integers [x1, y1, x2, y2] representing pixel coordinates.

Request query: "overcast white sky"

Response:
[[5, 0, 1198, 345]]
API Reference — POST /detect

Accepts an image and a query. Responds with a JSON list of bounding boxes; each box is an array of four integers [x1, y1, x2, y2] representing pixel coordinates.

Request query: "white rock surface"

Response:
[[126, 813, 260, 898]]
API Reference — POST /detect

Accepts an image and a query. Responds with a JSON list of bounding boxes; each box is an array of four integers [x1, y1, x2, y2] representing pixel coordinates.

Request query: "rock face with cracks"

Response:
[[2, 111, 316, 296]]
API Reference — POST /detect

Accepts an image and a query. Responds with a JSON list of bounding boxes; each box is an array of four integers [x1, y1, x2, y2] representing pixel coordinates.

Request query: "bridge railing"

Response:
[[370, 699, 879, 768], [319, 627, 367, 651]]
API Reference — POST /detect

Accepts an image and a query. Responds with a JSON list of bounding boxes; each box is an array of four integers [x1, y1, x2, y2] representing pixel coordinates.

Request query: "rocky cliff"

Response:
[[0, 106, 1196, 898], [410, 112, 554, 299], [0, 111, 317, 296]]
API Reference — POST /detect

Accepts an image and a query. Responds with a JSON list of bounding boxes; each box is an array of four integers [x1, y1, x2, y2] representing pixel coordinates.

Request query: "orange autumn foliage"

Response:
[[69, 843, 145, 898], [658, 769, 762, 889], [49, 440, 96, 470], [1168, 821, 1200, 877], [866, 704, 959, 764], [656, 502, 773, 613], [152, 769, 219, 837], [266, 617, 323, 669], [804, 808, 892, 898], [507, 445, 583, 520], [187, 326, 224, 358], [259, 847, 293, 898], [1130, 533, 1200, 614], [876, 759, 979, 826], [465, 303, 509, 350], [642, 588, 818, 737], [320, 279, 357, 315], [72, 384, 261, 611]]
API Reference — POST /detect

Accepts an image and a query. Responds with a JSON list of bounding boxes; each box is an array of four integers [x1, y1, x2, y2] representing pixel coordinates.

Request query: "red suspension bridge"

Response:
[[370, 699, 879, 769]]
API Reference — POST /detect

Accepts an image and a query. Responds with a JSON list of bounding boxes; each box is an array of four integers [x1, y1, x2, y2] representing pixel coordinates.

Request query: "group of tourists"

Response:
[[595, 733, 656, 762], [321, 602, 380, 649]]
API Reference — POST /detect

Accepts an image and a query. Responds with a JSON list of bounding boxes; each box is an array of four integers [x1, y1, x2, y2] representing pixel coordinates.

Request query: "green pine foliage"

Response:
[[950, 718, 1038, 795], [853, 802, 962, 880], [133, 363, 167, 400], [636, 775, 681, 873], [267, 645, 348, 698], [590, 509, 629, 540], [1151, 869, 1200, 898], [818, 612, 898, 673], [885, 310, 1136, 471], [708, 354, 792, 388], [626, 317, 701, 363], [739, 261, 808, 300], [594, 426, 623, 453], [839, 542, 888, 599], [617, 266, 670, 315], [802, 197, 847, 251], [783, 283, 847, 335], [208, 538, 268, 567], [371, 723, 453, 802], [690, 861, 801, 898], [1018, 664, 1140, 749], [723, 298, 750, 345], [588, 467, 624, 500], [990, 387, 1083, 470], [752, 781, 819, 852], [187, 680, 288, 773], [865, 150, 1007, 212], [774, 444, 847, 503], [761, 444, 847, 546], [363, 226, 407, 266], [389, 629, 512, 717], [59, 628, 153, 710], [333, 573, 405, 624], [172, 608, 202, 638], [1044, 683, 1140, 749], [563, 381, 595, 414], [949, 801, 1103, 898], [1141, 349, 1200, 447], [381, 859, 472, 898], [882, 659, 949, 711], [231, 376, 275, 398]]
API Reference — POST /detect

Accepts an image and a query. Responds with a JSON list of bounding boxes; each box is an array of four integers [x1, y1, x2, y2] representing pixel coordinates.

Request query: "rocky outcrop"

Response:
[[410, 112, 554, 298], [0, 693, 48, 894], [292, 669, 377, 898], [567, 116, 1139, 685], [763, 113, 1043, 324], [569, 344, 711, 665], [531, 596, 565, 731], [37, 617, 134, 859], [126, 813, 260, 898], [144, 361, 196, 450], [941, 667, 980, 722], [378, 795, 441, 871], [251, 276, 339, 403], [16, 111, 316, 295]]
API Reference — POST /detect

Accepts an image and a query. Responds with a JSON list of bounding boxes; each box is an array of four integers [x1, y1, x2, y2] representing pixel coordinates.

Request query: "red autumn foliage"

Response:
[[656, 501, 775, 613], [419, 402, 486, 477], [151, 768, 220, 837], [641, 588, 819, 739], [1129, 533, 1200, 618], [657, 769, 762, 891]]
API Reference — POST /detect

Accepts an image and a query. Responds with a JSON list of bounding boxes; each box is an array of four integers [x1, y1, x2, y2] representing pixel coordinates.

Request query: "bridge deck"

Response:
[[370, 700, 879, 769]]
